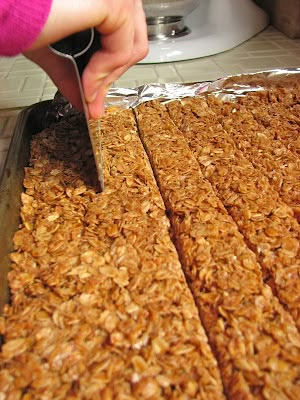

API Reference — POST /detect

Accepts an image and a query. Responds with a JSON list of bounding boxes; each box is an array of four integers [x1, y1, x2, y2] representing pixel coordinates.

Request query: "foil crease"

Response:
[[47, 68, 300, 121]]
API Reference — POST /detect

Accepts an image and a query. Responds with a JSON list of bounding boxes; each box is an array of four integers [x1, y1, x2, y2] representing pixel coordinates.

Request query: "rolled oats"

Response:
[[167, 95, 300, 330], [136, 99, 300, 399], [0, 111, 224, 399], [206, 95, 300, 220], [1, 80, 300, 399]]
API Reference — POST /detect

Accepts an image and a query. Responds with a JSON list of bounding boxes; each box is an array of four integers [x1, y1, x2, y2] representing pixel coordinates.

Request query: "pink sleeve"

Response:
[[0, 0, 52, 56]]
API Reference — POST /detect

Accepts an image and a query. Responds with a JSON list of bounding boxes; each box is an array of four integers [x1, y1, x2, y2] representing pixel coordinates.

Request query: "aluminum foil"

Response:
[[46, 68, 300, 122], [105, 68, 300, 109]]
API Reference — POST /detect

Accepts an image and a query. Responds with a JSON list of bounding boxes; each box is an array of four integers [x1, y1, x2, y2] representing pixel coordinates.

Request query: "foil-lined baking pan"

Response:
[[0, 68, 299, 313]]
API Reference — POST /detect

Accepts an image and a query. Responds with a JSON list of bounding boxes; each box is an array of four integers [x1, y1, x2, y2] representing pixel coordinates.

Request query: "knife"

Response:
[[49, 28, 104, 192]]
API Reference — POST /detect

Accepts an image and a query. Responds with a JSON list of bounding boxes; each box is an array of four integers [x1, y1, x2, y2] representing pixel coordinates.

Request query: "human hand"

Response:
[[24, 0, 148, 119]]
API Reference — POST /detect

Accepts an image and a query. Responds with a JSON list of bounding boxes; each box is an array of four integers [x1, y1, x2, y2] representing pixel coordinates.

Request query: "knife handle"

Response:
[[50, 28, 101, 75]]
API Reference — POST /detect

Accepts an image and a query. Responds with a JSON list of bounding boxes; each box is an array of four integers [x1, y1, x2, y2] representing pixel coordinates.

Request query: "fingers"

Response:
[[83, 6, 135, 103], [25, 0, 149, 120], [131, 0, 149, 64], [83, 0, 149, 119]]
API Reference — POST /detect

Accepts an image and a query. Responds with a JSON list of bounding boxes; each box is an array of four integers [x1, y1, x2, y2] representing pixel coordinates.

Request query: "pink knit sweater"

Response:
[[0, 0, 52, 56]]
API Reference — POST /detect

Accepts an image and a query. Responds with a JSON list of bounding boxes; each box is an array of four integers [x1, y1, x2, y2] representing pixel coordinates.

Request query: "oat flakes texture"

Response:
[[0, 112, 224, 399], [136, 94, 300, 399], [0, 80, 299, 399], [167, 91, 300, 331]]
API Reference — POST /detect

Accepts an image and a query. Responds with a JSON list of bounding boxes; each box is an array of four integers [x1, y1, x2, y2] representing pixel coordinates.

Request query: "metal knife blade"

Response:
[[50, 29, 104, 191]]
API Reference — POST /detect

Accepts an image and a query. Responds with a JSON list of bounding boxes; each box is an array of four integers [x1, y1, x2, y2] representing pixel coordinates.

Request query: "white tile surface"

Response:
[[0, 109, 21, 177], [0, 97, 40, 109], [41, 86, 57, 98], [0, 77, 25, 92], [114, 79, 139, 88], [23, 76, 47, 91], [0, 25, 299, 178]]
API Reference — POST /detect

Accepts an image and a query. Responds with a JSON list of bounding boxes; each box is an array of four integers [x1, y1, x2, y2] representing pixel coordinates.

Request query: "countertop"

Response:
[[0, 25, 300, 178]]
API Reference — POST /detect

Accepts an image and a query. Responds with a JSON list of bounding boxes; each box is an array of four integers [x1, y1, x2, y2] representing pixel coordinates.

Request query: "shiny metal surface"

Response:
[[50, 29, 104, 192], [146, 16, 190, 39], [0, 102, 51, 314]]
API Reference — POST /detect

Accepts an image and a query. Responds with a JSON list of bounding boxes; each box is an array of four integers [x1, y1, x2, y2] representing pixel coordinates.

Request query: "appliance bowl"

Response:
[[143, 0, 201, 18]]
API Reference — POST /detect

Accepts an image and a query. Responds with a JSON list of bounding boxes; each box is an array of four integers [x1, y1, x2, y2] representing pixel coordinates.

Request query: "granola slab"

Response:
[[167, 95, 300, 330], [0, 112, 224, 399], [0, 81, 299, 399], [136, 100, 300, 400]]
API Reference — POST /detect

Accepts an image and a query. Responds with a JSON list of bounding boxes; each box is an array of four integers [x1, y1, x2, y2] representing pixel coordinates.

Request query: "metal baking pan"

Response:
[[0, 101, 52, 312], [1, 69, 299, 314]]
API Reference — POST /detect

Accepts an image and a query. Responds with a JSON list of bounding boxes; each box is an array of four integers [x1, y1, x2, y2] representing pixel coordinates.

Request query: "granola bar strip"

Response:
[[206, 95, 300, 220], [167, 97, 300, 330], [135, 100, 300, 400], [238, 88, 300, 156], [0, 112, 224, 399], [221, 75, 300, 96], [238, 85, 300, 123]]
